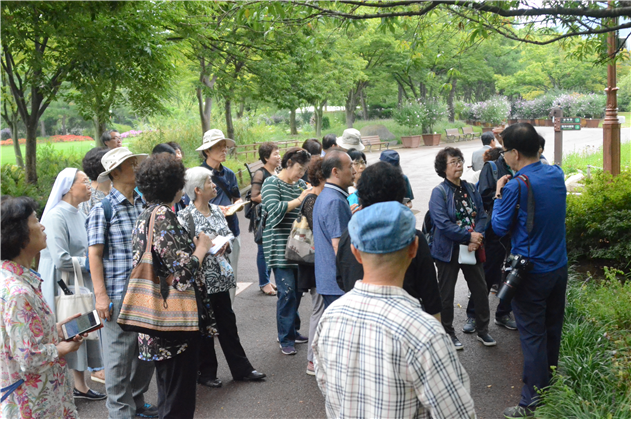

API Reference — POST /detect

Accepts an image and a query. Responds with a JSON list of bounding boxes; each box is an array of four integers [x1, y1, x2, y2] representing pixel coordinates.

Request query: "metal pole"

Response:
[[603, 1, 621, 176], [553, 110, 563, 166]]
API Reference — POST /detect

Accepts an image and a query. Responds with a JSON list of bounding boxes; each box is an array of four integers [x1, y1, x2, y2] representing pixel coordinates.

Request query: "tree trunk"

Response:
[[25, 122, 38, 184], [225, 98, 234, 141], [237, 102, 245, 119], [61, 115, 67, 135], [398, 83, 404, 107], [289, 109, 298, 135], [448, 79, 457, 123], [196, 87, 212, 134], [40, 120, 46, 137], [314, 102, 325, 137], [12, 118, 24, 168], [345, 89, 357, 128], [420, 82, 427, 100], [93, 117, 106, 147], [360, 89, 368, 121]]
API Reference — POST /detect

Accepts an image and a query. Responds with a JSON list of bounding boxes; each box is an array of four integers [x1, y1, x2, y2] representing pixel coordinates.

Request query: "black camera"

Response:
[[497, 254, 533, 303]]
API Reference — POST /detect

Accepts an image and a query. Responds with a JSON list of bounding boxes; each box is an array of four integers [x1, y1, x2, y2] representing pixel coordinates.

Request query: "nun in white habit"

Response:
[[38, 167, 107, 399]]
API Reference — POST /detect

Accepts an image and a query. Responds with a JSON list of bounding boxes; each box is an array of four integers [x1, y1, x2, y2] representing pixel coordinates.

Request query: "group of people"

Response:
[[1, 122, 567, 419]]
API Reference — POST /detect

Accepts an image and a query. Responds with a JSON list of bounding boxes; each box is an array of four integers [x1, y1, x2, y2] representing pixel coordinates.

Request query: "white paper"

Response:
[[209, 234, 234, 255], [458, 244, 476, 265]]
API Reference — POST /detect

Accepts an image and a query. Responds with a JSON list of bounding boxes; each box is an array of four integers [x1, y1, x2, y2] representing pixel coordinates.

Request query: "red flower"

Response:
[[24, 373, 42, 388]]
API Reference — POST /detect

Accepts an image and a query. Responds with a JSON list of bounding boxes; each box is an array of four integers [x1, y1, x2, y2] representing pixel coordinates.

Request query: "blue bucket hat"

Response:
[[348, 201, 417, 254], [379, 149, 400, 168]]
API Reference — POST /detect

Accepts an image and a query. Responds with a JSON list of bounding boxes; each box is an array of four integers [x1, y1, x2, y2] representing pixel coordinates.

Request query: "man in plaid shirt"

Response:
[[87, 147, 157, 419], [313, 201, 475, 419]]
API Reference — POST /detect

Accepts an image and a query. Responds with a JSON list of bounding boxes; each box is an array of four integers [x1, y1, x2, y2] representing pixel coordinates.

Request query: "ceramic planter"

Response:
[[422, 133, 441, 146], [401, 135, 422, 148]]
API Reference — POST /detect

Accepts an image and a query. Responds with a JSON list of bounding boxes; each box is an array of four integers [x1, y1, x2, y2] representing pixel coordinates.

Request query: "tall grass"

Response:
[[535, 270, 631, 419], [563, 141, 631, 174]]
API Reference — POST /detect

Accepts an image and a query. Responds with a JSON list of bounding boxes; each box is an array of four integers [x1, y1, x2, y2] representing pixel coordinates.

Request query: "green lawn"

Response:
[[1, 140, 103, 165]]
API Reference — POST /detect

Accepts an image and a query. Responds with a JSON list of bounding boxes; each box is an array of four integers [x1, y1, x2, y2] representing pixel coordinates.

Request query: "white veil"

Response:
[[41, 168, 79, 220]]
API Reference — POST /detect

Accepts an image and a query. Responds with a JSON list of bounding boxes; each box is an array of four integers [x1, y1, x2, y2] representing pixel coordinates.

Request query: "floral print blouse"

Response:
[[0, 260, 78, 419], [447, 180, 478, 232], [178, 204, 235, 295], [132, 205, 209, 362]]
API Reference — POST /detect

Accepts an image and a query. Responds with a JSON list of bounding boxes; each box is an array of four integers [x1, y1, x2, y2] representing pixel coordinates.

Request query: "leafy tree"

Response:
[[1, 1, 176, 181]]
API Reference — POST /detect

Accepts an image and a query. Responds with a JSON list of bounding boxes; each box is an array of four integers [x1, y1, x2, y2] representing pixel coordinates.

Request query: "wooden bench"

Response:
[[361, 135, 390, 152], [445, 128, 463, 143], [245, 160, 264, 181], [232, 140, 302, 160], [461, 126, 481, 140]]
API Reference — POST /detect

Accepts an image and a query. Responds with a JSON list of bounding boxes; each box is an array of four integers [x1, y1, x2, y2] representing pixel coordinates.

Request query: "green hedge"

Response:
[[566, 170, 631, 270]]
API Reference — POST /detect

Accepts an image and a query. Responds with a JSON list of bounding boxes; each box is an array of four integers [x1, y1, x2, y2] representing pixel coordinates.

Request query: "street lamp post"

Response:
[[602, 3, 621, 176]]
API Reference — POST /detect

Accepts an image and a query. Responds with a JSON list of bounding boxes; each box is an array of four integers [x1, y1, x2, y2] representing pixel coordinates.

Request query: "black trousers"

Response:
[[435, 246, 490, 335], [466, 227, 513, 318], [198, 290, 254, 380], [155, 335, 200, 419]]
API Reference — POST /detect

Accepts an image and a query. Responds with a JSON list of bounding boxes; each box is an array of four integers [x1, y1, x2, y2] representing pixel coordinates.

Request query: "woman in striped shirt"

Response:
[[261, 148, 314, 355]]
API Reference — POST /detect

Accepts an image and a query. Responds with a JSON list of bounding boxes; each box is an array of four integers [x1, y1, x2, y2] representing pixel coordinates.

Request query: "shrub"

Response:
[[478, 96, 511, 125], [565, 170, 631, 270], [0, 144, 83, 213], [1, 128, 11, 141], [322, 116, 330, 130], [393, 101, 424, 131], [536, 272, 631, 419], [368, 103, 395, 119], [394, 99, 447, 133], [574, 93, 606, 119]]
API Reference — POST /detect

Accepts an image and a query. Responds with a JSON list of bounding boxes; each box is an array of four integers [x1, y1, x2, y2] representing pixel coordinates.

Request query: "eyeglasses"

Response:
[[501, 148, 516, 156], [447, 158, 464, 166], [352, 159, 366, 167]]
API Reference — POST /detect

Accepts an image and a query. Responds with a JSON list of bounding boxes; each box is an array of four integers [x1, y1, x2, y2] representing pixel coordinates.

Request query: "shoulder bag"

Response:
[[285, 207, 315, 265], [55, 257, 98, 340], [117, 207, 203, 340]]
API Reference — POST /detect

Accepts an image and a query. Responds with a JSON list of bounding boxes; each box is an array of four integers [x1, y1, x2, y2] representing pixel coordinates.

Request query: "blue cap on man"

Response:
[[348, 201, 417, 254]]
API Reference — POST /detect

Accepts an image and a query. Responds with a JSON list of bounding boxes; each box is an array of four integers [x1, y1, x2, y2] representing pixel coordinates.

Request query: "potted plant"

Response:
[[420, 99, 447, 146], [394, 102, 424, 147]]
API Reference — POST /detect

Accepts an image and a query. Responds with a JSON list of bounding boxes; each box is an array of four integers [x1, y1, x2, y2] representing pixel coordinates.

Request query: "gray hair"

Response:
[[184, 167, 213, 202]]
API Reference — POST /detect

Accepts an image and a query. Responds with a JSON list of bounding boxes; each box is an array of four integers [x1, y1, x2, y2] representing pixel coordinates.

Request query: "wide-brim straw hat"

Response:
[[196, 129, 236, 151], [337, 128, 365, 151], [98, 147, 148, 178]]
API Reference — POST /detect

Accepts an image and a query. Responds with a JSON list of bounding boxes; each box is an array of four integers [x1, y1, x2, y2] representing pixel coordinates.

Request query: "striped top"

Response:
[[261, 175, 307, 268]]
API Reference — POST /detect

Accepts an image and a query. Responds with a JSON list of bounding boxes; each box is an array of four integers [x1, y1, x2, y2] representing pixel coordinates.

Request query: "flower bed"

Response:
[[0, 135, 94, 146]]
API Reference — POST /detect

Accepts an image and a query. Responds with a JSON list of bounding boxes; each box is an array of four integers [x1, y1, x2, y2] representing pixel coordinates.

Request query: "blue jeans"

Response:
[[257, 243, 271, 288], [273, 267, 302, 347], [512, 265, 567, 408]]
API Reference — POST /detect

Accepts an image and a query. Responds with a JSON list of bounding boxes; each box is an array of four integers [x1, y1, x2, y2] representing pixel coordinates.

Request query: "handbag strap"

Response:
[[60, 257, 85, 291]]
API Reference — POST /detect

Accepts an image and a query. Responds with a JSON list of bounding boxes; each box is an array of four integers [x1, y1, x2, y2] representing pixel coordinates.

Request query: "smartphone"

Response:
[[61, 310, 102, 341]]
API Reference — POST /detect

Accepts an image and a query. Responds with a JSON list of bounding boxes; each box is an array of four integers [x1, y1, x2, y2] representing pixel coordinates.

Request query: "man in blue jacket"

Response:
[[492, 123, 567, 418]]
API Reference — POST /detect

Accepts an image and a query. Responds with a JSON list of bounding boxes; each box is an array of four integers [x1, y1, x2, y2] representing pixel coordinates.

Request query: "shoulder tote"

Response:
[[117, 207, 200, 341], [55, 257, 98, 340], [285, 210, 315, 265]]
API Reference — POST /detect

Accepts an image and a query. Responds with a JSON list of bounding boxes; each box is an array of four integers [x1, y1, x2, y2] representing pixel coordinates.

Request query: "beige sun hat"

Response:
[[337, 128, 365, 151], [196, 129, 236, 151], [98, 147, 148, 178]]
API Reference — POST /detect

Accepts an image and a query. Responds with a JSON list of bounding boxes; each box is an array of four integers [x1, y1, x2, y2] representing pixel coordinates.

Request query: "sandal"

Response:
[[260, 285, 277, 296]]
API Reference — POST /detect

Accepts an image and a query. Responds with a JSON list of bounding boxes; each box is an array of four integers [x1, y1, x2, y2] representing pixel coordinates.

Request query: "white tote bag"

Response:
[[55, 257, 98, 340]]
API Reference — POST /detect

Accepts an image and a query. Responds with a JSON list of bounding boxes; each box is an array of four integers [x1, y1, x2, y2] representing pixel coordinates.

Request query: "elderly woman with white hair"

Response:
[[178, 167, 266, 389]]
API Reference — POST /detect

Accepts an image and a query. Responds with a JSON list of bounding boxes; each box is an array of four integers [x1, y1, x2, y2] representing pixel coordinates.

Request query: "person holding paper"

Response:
[[428, 147, 495, 351], [179, 167, 266, 389]]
